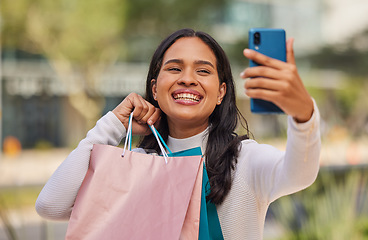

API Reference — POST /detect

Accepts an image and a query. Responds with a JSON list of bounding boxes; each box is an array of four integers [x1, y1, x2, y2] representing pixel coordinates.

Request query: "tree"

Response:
[[306, 28, 368, 78], [1, 0, 228, 131], [1, 0, 127, 129], [121, 0, 228, 62], [304, 28, 368, 136]]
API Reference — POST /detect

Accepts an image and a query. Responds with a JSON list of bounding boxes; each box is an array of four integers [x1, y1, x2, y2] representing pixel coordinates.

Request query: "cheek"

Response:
[[206, 82, 222, 99], [154, 77, 168, 95], [154, 81, 173, 109]]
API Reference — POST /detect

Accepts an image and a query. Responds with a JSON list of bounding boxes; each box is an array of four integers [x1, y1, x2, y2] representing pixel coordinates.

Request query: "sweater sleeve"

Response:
[[35, 111, 126, 220], [244, 99, 321, 204]]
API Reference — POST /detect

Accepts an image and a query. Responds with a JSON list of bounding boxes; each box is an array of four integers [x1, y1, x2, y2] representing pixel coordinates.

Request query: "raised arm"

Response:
[[269, 101, 320, 202], [239, 102, 320, 204], [240, 37, 321, 202]]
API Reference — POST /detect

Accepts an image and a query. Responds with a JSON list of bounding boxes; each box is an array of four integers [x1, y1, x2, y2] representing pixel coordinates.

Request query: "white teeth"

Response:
[[174, 93, 200, 102]]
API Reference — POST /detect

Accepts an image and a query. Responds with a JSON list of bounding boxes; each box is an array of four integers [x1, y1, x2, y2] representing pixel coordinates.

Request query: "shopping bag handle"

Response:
[[148, 125, 172, 155], [122, 112, 172, 164]]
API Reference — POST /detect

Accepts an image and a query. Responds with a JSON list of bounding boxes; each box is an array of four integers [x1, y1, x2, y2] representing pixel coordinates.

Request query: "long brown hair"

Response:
[[139, 28, 250, 204]]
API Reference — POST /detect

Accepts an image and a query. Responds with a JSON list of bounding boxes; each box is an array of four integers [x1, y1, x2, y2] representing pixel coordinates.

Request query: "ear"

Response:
[[217, 82, 226, 105], [151, 79, 157, 100]]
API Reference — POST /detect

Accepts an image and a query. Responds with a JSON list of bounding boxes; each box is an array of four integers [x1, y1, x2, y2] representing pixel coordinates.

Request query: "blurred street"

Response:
[[3, 0, 368, 238], [0, 149, 70, 240], [0, 149, 70, 187], [1, 138, 368, 239], [0, 147, 287, 240]]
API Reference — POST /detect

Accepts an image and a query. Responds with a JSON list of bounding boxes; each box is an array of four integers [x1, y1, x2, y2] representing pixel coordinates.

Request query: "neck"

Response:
[[167, 127, 208, 154], [167, 118, 209, 139]]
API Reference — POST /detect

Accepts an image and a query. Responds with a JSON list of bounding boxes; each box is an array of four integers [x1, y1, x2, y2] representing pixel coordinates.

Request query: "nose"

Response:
[[177, 70, 198, 86]]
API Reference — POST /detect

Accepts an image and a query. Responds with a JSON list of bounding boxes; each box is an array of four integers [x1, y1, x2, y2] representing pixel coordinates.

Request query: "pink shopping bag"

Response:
[[180, 157, 203, 240], [65, 143, 203, 240]]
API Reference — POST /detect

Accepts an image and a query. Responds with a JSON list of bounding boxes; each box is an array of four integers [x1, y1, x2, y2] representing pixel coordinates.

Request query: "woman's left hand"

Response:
[[241, 38, 314, 123]]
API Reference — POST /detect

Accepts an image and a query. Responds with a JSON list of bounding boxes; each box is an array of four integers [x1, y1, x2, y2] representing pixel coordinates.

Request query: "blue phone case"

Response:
[[248, 28, 286, 114]]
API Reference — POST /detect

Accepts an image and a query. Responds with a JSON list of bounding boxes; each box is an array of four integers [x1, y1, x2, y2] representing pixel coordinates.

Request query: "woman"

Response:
[[36, 28, 320, 239]]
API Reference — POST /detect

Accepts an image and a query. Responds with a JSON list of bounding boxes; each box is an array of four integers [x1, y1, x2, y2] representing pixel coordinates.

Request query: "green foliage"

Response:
[[306, 29, 368, 79], [223, 39, 249, 67], [124, 0, 226, 34], [1, 0, 127, 66], [1, 0, 228, 63], [121, 0, 228, 62], [335, 81, 363, 119], [0, 186, 43, 209], [0, 0, 231, 132], [271, 169, 368, 239], [1, 0, 129, 130], [34, 140, 54, 150], [0, 186, 43, 239], [304, 78, 368, 136], [1, 0, 33, 48]]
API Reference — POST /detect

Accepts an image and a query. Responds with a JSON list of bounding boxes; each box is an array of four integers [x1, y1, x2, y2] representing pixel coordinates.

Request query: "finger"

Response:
[[138, 103, 157, 124], [147, 108, 162, 126], [112, 93, 140, 127], [243, 49, 286, 70], [286, 38, 296, 65], [245, 77, 287, 92], [133, 108, 161, 136], [245, 88, 282, 105], [132, 96, 150, 122], [241, 66, 286, 80]]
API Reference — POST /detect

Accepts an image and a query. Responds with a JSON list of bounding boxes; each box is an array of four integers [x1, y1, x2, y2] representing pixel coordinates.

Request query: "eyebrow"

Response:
[[163, 59, 215, 69]]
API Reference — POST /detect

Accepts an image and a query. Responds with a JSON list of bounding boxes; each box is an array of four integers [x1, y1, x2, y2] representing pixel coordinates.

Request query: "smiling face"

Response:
[[151, 37, 226, 137]]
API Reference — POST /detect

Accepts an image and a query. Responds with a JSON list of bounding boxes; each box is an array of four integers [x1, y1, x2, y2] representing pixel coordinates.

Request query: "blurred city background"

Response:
[[1, 0, 368, 239]]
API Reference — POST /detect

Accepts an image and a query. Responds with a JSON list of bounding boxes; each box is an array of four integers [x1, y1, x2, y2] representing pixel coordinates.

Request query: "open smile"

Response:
[[172, 90, 203, 104]]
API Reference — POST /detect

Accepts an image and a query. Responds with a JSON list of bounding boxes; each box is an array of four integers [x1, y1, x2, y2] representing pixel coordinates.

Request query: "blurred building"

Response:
[[1, 52, 147, 149], [213, 0, 368, 52], [212, 0, 323, 55], [2, 0, 368, 150], [322, 0, 368, 45]]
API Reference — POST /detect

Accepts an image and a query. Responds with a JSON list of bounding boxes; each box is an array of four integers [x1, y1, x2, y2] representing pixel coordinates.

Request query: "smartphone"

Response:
[[248, 28, 286, 114]]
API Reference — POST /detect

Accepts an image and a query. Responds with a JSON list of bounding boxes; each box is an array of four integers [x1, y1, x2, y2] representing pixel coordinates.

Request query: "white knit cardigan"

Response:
[[36, 101, 321, 240]]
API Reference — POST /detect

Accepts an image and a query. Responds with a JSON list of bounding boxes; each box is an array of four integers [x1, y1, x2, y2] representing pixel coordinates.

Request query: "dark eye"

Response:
[[168, 67, 181, 72], [197, 69, 211, 75]]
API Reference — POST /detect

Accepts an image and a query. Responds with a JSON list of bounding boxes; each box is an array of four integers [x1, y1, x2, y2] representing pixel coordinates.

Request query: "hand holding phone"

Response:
[[248, 28, 286, 114], [242, 29, 314, 122]]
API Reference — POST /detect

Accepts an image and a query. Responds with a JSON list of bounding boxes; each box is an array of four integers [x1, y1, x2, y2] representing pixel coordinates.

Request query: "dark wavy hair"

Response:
[[138, 28, 250, 205]]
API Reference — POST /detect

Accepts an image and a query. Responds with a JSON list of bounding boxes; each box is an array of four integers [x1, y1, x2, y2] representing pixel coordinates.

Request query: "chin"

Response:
[[167, 110, 210, 124]]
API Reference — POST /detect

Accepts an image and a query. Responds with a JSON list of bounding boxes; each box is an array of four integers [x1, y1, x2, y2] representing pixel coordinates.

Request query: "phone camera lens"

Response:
[[254, 32, 261, 45]]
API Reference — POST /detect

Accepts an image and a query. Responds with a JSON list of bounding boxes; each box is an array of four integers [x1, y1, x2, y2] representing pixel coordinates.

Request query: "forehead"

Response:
[[163, 37, 216, 65]]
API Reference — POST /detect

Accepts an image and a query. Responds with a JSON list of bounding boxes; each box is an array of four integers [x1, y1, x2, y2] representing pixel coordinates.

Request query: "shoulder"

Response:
[[238, 139, 283, 157], [236, 139, 284, 170]]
